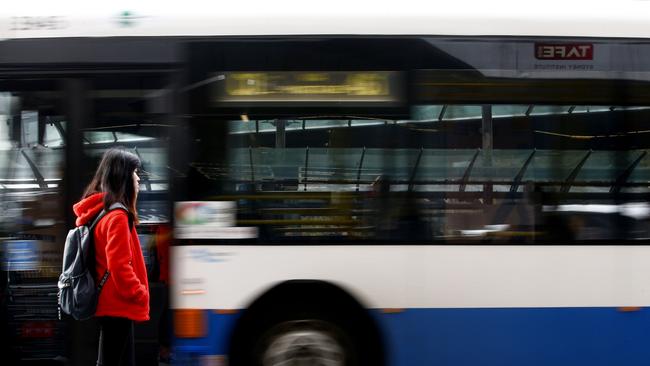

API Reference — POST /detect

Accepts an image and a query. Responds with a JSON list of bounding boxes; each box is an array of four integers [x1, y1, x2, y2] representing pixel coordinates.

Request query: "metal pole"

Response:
[[249, 146, 255, 183], [304, 147, 310, 191], [482, 105, 493, 203], [408, 147, 424, 192], [356, 147, 366, 192], [276, 119, 286, 148], [482, 105, 493, 158]]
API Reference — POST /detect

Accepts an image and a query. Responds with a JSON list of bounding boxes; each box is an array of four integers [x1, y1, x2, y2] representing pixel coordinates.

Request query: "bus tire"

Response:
[[229, 281, 383, 366]]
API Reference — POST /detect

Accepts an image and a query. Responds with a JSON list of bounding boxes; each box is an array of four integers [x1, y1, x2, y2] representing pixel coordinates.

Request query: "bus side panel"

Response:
[[374, 307, 650, 366]]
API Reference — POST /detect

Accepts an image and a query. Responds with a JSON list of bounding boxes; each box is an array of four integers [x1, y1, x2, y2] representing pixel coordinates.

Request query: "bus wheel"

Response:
[[256, 319, 352, 366], [229, 281, 383, 366]]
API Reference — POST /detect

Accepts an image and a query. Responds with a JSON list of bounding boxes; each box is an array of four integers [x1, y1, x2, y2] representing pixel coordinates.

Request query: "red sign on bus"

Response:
[[535, 43, 594, 60]]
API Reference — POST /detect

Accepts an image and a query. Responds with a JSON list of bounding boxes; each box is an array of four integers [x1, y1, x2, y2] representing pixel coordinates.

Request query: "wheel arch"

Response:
[[228, 279, 386, 366]]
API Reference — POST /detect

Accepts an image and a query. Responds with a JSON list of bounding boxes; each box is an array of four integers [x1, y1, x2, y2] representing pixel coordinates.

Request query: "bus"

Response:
[[2, 1, 650, 366]]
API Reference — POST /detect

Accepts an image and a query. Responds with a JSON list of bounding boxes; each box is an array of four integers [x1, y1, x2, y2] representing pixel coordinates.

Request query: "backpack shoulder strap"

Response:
[[108, 202, 128, 211], [87, 209, 110, 232], [107, 203, 134, 230], [88, 203, 134, 232]]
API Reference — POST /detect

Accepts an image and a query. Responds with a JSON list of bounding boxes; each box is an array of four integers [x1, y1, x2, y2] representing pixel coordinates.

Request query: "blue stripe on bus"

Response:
[[372, 307, 650, 366], [173, 307, 650, 366]]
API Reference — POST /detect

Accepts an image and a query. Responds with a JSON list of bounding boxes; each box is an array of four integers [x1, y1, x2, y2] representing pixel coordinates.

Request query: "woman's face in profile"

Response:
[[133, 169, 141, 196]]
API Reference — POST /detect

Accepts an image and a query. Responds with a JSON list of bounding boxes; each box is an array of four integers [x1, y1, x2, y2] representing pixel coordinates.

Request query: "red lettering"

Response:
[[535, 43, 593, 60], [566, 47, 581, 58]]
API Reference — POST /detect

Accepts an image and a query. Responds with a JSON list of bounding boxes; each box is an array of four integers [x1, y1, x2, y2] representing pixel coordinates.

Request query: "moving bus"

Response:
[[2, 2, 650, 365]]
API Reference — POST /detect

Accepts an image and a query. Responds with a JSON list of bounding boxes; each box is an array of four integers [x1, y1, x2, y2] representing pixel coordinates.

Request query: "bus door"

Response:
[[0, 70, 177, 365], [0, 77, 69, 363], [74, 71, 177, 366]]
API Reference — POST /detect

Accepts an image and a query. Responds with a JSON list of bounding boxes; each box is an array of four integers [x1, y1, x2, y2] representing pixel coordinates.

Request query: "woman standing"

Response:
[[72, 148, 150, 366]]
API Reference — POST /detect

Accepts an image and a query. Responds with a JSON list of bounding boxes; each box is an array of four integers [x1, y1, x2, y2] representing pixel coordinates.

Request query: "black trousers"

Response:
[[96, 316, 135, 366]]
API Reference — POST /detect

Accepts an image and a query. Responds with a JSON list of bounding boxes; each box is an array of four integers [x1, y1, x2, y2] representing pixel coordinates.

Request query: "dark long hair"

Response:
[[83, 148, 140, 224]]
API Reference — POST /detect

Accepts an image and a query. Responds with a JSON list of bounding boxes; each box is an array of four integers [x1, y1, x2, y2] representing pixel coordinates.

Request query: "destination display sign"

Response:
[[212, 71, 402, 105]]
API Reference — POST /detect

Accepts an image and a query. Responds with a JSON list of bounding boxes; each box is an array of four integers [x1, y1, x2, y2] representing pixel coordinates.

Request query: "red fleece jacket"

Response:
[[73, 193, 150, 321]]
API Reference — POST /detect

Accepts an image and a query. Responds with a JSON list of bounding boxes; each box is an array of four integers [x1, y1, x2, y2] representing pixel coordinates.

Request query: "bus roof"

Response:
[[1, 0, 650, 39]]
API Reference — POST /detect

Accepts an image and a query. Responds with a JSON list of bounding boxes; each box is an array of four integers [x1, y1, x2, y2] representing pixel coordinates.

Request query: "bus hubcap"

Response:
[[262, 324, 345, 366]]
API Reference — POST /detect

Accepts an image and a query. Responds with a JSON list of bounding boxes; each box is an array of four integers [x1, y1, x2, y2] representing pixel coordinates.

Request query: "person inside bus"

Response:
[[72, 148, 149, 366]]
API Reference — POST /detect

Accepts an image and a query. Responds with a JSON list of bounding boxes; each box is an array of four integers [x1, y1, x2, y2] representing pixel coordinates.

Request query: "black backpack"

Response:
[[57, 203, 130, 320]]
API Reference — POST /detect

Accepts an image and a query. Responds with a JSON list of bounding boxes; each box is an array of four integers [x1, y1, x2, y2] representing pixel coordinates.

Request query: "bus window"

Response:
[[80, 74, 172, 226], [180, 103, 650, 244], [172, 38, 650, 245]]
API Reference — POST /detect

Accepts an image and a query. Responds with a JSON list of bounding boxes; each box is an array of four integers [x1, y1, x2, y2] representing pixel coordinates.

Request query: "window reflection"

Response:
[[0, 84, 67, 362], [195, 105, 650, 243]]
